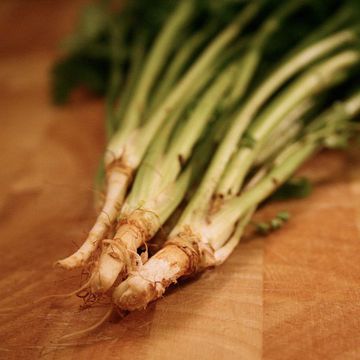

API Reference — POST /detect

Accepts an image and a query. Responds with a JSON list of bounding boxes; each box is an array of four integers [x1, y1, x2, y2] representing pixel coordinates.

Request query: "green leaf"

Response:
[[51, 55, 109, 104], [277, 211, 290, 221], [271, 177, 312, 200], [254, 210, 290, 236], [240, 132, 256, 149], [324, 134, 349, 149], [63, 3, 110, 54], [255, 222, 270, 235]]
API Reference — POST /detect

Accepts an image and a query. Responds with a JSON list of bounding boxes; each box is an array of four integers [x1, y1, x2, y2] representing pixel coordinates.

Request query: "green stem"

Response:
[[217, 50, 359, 195], [175, 1, 315, 226], [133, 3, 260, 160], [211, 141, 318, 237], [343, 89, 360, 116], [159, 64, 236, 186], [105, 20, 126, 139], [214, 207, 255, 258], [119, 0, 194, 135], [230, 28, 357, 135], [155, 166, 193, 223], [128, 60, 220, 205], [255, 57, 358, 143], [255, 99, 313, 165], [107, 2, 260, 167], [156, 119, 226, 223], [288, 3, 355, 56], [126, 114, 177, 207], [114, 30, 146, 132], [212, 89, 360, 238], [148, 28, 210, 115], [223, 0, 306, 110]]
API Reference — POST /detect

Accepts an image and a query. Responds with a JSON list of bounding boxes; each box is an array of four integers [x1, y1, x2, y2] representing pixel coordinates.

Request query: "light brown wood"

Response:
[[263, 151, 360, 360], [0, 1, 358, 359]]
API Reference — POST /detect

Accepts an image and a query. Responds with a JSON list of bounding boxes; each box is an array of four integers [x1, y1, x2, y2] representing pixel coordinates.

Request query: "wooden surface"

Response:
[[0, 1, 359, 359]]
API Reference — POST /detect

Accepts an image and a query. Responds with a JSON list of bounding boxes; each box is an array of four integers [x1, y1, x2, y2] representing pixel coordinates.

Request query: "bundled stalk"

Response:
[[56, 1, 260, 269], [114, 87, 360, 311], [111, 15, 360, 311], [42, 0, 360, 335], [81, 0, 312, 294], [89, 63, 237, 293]]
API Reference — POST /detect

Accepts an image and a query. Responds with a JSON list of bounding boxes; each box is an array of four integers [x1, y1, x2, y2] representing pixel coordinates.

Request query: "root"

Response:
[[113, 226, 215, 311], [56, 160, 132, 270], [0, 278, 92, 314], [77, 288, 109, 310], [89, 208, 160, 293], [58, 307, 113, 341], [166, 226, 215, 274]]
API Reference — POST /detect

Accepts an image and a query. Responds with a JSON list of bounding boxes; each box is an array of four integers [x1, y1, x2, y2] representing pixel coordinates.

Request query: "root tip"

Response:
[[113, 276, 156, 312], [54, 257, 82, 270], [58, 307, 113, 341]]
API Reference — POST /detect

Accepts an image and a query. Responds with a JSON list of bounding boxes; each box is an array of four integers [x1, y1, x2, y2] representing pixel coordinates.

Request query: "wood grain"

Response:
[[0, 1, 359, 359], [263, 151, 360, 360]]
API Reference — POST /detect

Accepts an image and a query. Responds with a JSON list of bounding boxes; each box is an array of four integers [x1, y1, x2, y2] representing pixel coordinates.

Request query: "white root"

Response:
[[89, 209, 160, 293], [56, 162, 132, 270], [0, 277, 93, 314], [113, 226, 215, 311], [113, 257, 179, 311], [58, 307, 113, 341]]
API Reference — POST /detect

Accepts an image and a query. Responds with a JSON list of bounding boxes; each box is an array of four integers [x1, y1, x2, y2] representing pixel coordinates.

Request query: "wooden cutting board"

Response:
[[0, 1, 359, 359]]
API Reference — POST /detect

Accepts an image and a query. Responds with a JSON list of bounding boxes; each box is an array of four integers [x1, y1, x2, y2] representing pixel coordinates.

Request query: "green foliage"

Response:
[[323, 134, 349, 149], [50, 0, 253, 104], [52, 55, 109, 104], [255, 210, 291, 235], [240, 133, 256, 149], [63, 3, 110, 54], [51, 2, 114, 104], [125, 0, 176, 35], [271, 177, 312, 201]]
